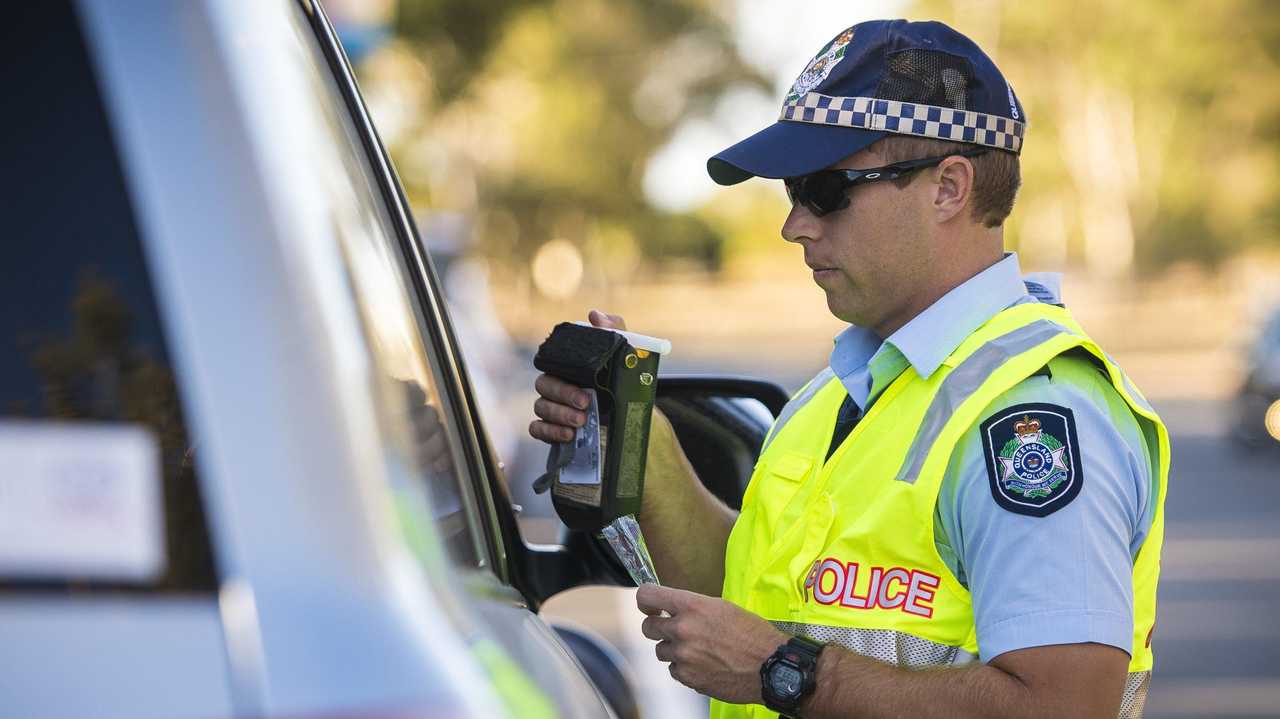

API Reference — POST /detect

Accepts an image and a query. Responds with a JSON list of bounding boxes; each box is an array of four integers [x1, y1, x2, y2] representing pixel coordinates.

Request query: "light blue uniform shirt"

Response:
[[829, 253, 1154, 662]]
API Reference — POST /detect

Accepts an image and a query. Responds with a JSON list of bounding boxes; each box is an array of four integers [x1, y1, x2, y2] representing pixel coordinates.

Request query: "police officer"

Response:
[[529, 20, 1168, 719]]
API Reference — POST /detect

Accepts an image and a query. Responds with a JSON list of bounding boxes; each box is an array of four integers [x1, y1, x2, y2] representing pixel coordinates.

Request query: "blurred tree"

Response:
[[395, 0, 547, 103], [912, 0, 1280, 272], [383, 0, 768, 274]]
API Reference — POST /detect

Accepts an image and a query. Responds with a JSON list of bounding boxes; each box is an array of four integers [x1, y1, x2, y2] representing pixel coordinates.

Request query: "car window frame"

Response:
[[296, 0, 520, 587]]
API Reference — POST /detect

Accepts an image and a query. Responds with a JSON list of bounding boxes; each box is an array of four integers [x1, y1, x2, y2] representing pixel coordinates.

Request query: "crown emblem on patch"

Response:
[[1013, 415, 1041, 439]]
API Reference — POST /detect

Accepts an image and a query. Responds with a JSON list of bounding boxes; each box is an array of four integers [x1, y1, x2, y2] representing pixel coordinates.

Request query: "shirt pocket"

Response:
[[771, 453, 812, 482]]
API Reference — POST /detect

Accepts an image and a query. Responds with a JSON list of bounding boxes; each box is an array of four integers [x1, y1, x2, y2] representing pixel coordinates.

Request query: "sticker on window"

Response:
[[0, 421, 165, 581]]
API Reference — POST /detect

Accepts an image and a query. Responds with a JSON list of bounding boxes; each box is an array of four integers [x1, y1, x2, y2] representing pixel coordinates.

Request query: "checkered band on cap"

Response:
[[780, 93, 1025, 153]]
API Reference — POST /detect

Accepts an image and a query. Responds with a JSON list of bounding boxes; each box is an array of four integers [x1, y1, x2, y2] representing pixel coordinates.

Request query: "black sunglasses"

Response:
[[784, 148, 989, 217]]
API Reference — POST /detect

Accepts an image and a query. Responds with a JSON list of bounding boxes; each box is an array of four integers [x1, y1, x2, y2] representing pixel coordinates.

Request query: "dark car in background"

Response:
[[1235, 308, 1280, 448]]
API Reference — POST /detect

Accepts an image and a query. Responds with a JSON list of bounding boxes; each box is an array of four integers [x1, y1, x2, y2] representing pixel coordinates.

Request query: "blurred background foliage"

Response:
[[922, 0, 1280, 274], [357, 0, 770, 280], [337, 0, 1280, 288]]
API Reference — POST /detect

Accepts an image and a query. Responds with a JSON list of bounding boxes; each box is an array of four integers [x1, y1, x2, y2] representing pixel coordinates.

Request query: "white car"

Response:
[[0, 1, 789, 717]]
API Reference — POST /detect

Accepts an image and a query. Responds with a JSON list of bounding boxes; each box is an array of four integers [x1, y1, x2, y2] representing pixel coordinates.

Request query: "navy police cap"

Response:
[[707, 20, 1026, 185]]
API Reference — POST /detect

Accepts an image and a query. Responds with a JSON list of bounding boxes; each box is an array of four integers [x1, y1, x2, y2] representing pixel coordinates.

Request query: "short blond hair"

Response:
[[873, 135, 1021, 228]]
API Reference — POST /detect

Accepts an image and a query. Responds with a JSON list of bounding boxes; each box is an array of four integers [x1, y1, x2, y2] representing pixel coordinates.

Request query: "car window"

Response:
[[283, 4, 491, 571], [0, 0, 216, 593]]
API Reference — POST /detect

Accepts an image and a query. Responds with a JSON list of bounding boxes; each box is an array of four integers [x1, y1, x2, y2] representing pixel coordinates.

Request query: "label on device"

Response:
[[559, 389, 603, 486]]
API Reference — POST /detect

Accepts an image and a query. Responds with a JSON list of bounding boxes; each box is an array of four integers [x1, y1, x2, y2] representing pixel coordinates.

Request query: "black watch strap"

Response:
[[761, 635, 825, 717], [786, 634, 825, 661]]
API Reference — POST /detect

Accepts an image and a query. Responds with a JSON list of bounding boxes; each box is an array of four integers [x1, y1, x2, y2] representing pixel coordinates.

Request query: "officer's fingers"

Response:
[[529, 419, 575, 444], [533, 398, 586, 429], [637, 600, 663, 617], [654, 640, 676, 663], [636, 583, 670, 616], [588, 309, 628, 331], [534, 374, 591, 410], [638, 583, 696, 616], [640, 615, 672, 641]]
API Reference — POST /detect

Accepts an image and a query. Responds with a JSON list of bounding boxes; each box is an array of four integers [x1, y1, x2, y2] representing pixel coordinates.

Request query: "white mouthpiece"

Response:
[[572, 322, 673, 355]]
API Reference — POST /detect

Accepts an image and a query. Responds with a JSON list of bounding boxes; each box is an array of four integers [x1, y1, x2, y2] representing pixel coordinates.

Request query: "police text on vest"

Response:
[[803, 557, 941, 618]]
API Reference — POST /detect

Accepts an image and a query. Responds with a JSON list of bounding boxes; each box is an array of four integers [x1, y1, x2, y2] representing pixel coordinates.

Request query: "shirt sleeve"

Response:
[[934, 353, 1155, 662]]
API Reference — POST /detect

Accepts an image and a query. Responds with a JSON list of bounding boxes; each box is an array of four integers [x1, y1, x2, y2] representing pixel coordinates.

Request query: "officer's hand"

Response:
[[528, 309, 629, 444], [637, 584, 788, 705], [586, 308, 628, 332]]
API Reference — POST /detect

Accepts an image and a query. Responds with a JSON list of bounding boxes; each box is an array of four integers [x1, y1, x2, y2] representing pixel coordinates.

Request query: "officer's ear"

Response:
[[931, 155, 976, 224]]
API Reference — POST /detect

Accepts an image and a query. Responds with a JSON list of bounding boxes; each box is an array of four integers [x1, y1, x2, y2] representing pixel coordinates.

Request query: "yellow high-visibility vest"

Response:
[[713, 302, 1169, 719]]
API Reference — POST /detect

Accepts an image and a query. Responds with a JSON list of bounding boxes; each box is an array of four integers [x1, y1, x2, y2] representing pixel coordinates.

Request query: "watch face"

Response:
[[769, 664, 803, 698]]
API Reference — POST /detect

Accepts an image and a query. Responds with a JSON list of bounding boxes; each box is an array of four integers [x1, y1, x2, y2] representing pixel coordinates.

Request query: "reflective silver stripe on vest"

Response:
[[894, 319, 1071, 484], [770, 620, 977, 668], [761, 367, 836, 452], [1119, 671, 1150, 718]]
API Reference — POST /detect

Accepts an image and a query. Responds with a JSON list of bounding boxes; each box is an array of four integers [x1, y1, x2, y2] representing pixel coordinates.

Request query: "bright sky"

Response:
[[643, 0, 907, 212]]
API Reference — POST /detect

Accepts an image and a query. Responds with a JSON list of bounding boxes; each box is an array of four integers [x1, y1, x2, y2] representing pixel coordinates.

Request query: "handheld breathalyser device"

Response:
[[532, 322, 669, 585]]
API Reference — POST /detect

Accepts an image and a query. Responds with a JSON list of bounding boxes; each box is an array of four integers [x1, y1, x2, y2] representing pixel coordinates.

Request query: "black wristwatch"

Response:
[[760, 635, 824, 717]]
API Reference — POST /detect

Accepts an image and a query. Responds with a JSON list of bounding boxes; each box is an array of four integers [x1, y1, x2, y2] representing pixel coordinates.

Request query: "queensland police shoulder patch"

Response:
[[979, 403, 1083, 517]]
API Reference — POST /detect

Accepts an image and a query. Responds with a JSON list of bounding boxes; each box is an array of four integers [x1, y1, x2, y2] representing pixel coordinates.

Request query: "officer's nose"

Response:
[[781, 203, 820, 245]]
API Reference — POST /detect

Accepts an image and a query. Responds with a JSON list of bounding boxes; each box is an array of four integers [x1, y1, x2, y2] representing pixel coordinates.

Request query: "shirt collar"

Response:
[[830, 252, 1032, 382], [829, 322, 883, 382]]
